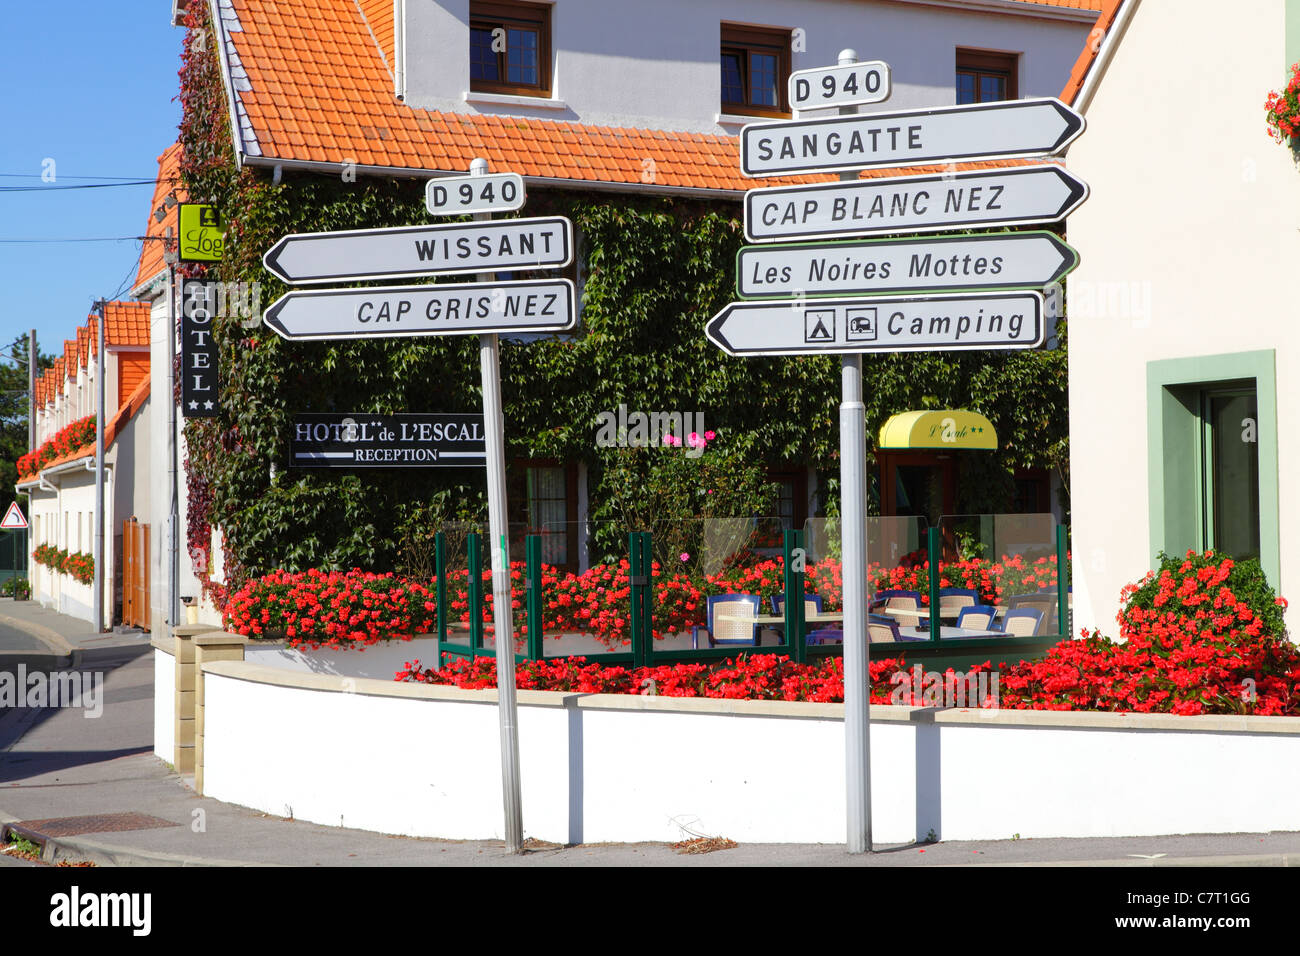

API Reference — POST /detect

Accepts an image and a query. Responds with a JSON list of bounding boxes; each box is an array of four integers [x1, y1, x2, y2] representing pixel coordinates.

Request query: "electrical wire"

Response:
[[0, 173, 156, 181], [0, 181, 157, 192], [0, 236, 151, 244]]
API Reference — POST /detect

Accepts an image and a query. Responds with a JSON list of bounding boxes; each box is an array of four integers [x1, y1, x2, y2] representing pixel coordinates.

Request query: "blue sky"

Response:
[[0, 3, 183, 363]]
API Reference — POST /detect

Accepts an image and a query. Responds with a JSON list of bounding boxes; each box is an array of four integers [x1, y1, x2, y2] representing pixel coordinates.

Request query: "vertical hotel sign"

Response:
[[181, 279, 220, 418]]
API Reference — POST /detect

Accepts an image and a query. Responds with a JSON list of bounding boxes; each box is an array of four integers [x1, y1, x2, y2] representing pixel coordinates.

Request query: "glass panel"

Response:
[[750, 52, 779, 107], [867, 516, 930, 640], [721, 51, 745, 104], [895, 464, 943, 525], [1210, 392, 1260, 560], [979, 74, 1006, 102], [526, 466, 567, 565], [470, 27, 499, 81], [506, 27, 539, 85], [933, 513, 1063, 636], [956, 71, 977, 104]]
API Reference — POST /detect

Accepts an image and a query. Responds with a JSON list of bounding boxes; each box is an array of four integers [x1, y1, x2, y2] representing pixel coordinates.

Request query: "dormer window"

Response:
[[470, 1, 552, 97]]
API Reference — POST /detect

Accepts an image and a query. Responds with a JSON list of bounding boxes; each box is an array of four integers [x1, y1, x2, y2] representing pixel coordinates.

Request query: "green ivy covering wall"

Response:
[[177, 7, 1069, 596]]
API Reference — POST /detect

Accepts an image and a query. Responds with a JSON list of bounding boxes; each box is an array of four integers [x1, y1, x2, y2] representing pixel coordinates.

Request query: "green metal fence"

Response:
[[432, 522, 1070, 673]]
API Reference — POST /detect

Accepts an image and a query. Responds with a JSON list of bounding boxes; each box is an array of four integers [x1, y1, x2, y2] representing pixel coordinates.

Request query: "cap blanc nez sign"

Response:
[[181, 279, 220, 418], [291, 414, 487, 468]]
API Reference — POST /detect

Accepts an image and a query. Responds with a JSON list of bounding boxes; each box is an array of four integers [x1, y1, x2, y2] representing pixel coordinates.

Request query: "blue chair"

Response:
[[938, 587, 980, 619], [1006, 592, 1058, 630], [870, 588, 922, 619], [956, 604, 997, 630], [999, 607, 1045, 636], [868, 613, 924, 643], [691, 594, 761, 649], [771, 593, 843, 645]]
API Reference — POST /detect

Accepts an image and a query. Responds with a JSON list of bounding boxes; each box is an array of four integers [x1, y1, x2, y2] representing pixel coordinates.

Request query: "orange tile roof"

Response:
[[356, 0, 394, 74], [39, 377, 152, 472], [213, 0, 1111, 194], [133, 142, 185, 294], [1059, 0, 1125, 106], [1014, 0, 1103, 8], [102, 301, 151, 348], [32, 302, 150, 424]]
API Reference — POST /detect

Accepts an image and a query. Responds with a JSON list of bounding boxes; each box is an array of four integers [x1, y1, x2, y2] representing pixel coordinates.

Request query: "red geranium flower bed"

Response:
[[397, 652, 908, 704], [395, 550, 1297, 716], [18, 416, 96, 480]]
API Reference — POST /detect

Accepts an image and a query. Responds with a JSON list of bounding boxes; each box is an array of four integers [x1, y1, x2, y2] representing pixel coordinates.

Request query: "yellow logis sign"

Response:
[[178, 204, 225, 262], [878, 409, 997, 450]]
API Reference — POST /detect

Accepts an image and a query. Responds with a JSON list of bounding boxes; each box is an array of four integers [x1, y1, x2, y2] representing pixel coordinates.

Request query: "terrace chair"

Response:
[[691, 593, 761, 650], [938, 587, 980, 619], [999, 607, 1045, 637], [867, 613, 904, 644], [871, 588, 922, 622], [1006, 592, 1058, 632], [771, 593, 843, 645], [955, 604, 997, 631]]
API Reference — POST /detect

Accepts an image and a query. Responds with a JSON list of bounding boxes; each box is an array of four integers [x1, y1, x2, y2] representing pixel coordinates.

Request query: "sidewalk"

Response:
[[0, 596, 152, 663], [2, 602, 1300, 867]]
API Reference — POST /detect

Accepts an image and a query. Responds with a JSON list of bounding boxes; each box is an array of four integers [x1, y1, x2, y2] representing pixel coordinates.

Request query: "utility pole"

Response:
[[165, 257, 181, 633], [93, 300, 106, 633], [27, 329, 36, 451]]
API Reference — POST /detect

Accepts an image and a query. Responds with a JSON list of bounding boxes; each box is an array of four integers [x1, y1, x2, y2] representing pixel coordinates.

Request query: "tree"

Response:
[[0, 337, 53, 497]]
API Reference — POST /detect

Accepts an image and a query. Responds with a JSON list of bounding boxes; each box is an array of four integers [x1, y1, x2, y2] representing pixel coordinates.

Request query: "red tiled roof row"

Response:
[[204, 0, 1113, 194], [34, 302, 150, 411]]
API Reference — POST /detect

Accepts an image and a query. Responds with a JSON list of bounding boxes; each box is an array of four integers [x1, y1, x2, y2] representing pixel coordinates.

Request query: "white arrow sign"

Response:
[[744, 164, 1089, 242], [262, 217, 572, 285], [706, 291, 1043, 357], [426, 172, 526, 215], [737, 232, 1078, 299], [789, 60, 891, 111], [262, 279, 575, 341], [741, 97, 1085, 177]]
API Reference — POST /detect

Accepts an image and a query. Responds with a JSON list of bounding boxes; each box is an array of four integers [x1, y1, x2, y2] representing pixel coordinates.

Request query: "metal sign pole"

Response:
[[471, 157, 524, 853], [833, 49, 872, 855], [93, 300, 106, 633]]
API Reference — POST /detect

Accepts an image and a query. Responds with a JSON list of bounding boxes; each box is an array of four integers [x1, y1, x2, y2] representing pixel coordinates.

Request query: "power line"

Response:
[[0, 180, 157, 192], [0, 173, 158, 181], [0, 236, 154, 244]]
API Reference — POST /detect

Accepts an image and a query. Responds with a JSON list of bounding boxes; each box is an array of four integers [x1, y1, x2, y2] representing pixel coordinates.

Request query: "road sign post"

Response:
[[261, 279, 575, 341], [1, 502, 29, 530], [260, 162, 573, 854], [464, 158, 526, 856], [826, 50, 873, 858], [743, 164, 1090, 242], [426, 171, 526, 215], [788, 59, 891, 111], [736, 232, 1078, 299], [718, 49, 1088, 854], [741, 97, 1085, 177], [708, 292, 1045, 356], [262, 217, 572, 285]]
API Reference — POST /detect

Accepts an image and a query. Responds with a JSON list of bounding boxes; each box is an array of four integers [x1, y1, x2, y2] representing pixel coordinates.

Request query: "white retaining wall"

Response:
[[190, 659, 1300, 845], [153, 647, 174, 763]]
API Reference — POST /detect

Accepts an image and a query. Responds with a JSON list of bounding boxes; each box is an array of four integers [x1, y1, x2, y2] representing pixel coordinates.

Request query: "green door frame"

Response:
[[1146, 350, 1279, 588]]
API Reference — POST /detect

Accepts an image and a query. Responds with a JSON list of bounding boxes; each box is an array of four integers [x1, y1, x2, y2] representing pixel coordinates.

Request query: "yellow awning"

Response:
[[878, 410, 997, 450]]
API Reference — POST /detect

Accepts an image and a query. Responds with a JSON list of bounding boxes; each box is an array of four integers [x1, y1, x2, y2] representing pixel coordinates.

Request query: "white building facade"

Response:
[[1067, 0, 1299, 633]]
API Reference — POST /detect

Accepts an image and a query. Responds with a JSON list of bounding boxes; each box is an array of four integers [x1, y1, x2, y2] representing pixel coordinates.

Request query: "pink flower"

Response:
[[680, 552, 690, 562], [704, 430, 716, 441]]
